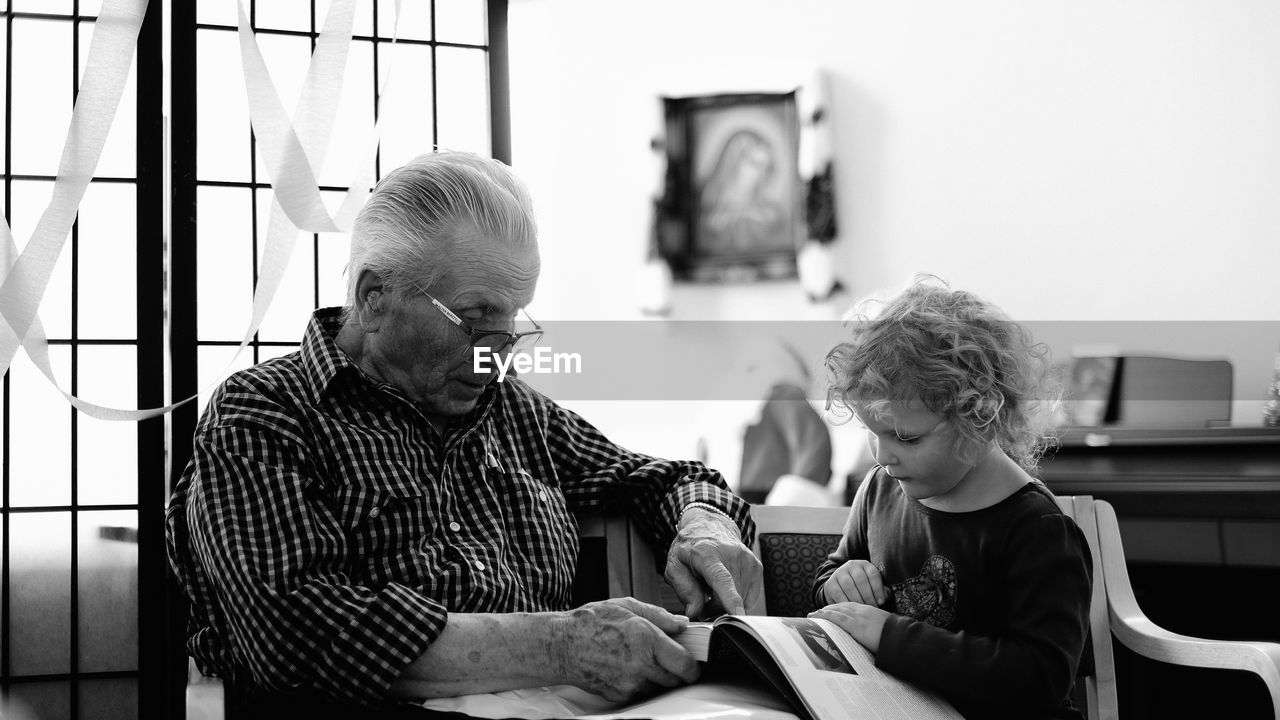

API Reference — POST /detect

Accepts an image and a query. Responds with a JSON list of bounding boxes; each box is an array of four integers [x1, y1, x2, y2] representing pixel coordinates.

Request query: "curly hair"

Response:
[[824, 277, 1061, 471]]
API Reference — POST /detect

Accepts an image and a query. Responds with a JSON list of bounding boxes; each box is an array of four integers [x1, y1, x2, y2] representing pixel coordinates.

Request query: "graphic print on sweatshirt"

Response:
[[887, 555, 957, 628]]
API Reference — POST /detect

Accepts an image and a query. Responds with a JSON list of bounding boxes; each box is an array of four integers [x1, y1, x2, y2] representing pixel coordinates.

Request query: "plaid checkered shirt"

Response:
[[166, 308, 755, 707]]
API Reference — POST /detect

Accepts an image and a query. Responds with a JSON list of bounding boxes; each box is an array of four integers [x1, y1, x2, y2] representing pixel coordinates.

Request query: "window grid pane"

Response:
[[76, 677, 138, 720], [434, 0, 486, 46], [192, 0, 495, 390], [2, 5, 152, 716], [0, 0, 506, 714], [77, 511, 139, 673], [9, 18, 71, 177], [8, 512, 72, 676]]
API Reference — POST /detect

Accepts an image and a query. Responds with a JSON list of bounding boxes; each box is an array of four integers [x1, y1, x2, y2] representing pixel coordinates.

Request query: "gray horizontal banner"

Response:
[[499, 320, 1280, 402]]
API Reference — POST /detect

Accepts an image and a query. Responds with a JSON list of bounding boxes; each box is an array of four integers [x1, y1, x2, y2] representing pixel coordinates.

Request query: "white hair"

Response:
[[345, 151, 538, 308]]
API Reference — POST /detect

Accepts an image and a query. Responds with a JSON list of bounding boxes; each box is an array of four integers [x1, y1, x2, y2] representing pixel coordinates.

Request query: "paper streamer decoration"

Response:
[[233, 0, 399, 347], [0, 0, 158, 420], [0, 0, 401, 420]]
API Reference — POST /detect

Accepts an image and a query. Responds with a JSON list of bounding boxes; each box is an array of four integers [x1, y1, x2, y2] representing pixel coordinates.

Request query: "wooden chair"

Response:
[[1073, 497, 1280, 719], [747, 497, 1280, 720], [185, 658, 225, 720]]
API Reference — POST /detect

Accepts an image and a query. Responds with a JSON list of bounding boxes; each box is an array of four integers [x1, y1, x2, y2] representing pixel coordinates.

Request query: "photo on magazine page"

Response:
[[779, 618, 857, 674]]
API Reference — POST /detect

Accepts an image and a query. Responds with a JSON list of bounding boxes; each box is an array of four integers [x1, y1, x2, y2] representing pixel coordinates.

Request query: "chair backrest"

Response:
[[749, 505, 849, 618], [576, 514, 674, 609], [1054, 496, 1117, 720], [576, 514, 662, 604]]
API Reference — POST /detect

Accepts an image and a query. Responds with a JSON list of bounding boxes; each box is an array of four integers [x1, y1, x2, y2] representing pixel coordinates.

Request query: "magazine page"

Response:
[[723, 616, 963, 720], [674, 621, 714, 660]]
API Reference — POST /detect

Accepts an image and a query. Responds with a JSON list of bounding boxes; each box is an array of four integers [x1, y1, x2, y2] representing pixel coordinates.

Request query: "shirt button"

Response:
[[449, 521, 461, 532], [369, 507, 381, 519], [538, 490, 548, 502], [474, 561, 486, 571]]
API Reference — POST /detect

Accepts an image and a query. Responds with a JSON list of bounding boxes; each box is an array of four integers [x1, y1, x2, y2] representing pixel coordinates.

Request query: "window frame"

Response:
[[0, 1, 509, 718]]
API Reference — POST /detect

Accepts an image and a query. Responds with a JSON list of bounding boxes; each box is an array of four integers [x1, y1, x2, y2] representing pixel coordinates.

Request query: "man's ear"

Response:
[[354, 270, 385, 328]]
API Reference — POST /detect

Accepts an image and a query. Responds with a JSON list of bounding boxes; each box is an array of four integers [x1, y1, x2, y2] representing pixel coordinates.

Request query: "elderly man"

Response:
[[166, 151, 762, 716]]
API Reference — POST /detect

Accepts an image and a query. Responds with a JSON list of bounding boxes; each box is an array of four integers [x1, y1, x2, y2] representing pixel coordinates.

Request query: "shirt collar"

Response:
[[298, 307, 358, 404], [299, 306, 502, 428]]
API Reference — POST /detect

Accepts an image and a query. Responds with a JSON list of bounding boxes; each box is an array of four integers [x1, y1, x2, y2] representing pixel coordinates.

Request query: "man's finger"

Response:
[[733, 553, 765, 614], [698, 559, 745, 615], [653, 634, 700, 684], [665, 558, 706, 618], [649, 666, 687, 689], [627, 599, 689, 635], [743, 570, 766, 615]]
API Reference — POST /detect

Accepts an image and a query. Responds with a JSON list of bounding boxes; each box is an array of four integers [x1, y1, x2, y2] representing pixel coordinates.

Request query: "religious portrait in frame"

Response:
[[656, 92, 802, 282], [650, 68, 835, 286]]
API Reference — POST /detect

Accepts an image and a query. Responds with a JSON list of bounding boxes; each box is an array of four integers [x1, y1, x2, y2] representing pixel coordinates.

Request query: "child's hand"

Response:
[[822, 560, 888, 606], [809, 602, 891, 654]]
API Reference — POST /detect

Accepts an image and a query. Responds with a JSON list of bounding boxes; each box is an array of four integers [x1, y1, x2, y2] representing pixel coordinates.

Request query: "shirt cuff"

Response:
[[873, 612, 913, 675], [317, 583, 448, 706], [680, 501, 735, 524], [671, 484, 755, 547]]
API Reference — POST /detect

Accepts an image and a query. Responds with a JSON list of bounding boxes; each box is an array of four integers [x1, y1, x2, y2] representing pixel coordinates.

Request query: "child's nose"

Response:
[[874, 444, 897, 468], [868, 436, 893, 468]]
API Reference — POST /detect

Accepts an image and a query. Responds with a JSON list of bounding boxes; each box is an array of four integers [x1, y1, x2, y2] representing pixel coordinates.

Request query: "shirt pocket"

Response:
[[500, 468, 578, 606], [331, 475, 429, 582]]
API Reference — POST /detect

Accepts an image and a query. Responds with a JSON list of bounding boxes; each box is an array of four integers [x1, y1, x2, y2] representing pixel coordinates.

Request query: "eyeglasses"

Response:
[[416, 287, 544, 355]]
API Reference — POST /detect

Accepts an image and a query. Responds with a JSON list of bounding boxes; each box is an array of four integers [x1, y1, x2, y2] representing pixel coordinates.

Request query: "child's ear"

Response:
[[972, 393, 1007, 428]]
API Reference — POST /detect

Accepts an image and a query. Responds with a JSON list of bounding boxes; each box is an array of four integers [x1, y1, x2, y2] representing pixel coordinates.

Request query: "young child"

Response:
[[810, 278, 1092, 720]]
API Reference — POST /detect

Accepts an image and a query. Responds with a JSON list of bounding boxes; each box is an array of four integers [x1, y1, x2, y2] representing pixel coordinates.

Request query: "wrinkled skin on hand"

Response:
[[551, 597, 700, 702], [665, 509, 764, 619]]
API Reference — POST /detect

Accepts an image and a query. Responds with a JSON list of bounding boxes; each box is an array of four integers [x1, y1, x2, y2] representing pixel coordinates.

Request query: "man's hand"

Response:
[[665, 507, 763, 618], [809, 602, 891, 654], [551, 598, 699, 702]]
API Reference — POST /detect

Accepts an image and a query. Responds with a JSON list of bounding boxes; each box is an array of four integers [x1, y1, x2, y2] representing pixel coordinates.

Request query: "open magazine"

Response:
[[675, 615, 964, 720]]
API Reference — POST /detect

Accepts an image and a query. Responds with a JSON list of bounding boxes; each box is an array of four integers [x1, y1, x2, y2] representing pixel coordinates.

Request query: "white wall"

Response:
[[508, 0, 1280, 448]]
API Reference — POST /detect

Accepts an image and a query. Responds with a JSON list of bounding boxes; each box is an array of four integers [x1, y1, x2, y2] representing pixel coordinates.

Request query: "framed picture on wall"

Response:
[[656, 92, 803, 282]]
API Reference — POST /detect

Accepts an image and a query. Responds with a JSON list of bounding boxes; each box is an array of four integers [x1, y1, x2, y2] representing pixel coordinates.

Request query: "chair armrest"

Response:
[[1096, 502, 1280, 716], [186, 657, 226, 720]]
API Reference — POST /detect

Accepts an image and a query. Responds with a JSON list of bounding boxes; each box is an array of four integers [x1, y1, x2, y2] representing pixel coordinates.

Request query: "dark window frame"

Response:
[[0, 1, 166, 718], [0, 0, 508, 717]]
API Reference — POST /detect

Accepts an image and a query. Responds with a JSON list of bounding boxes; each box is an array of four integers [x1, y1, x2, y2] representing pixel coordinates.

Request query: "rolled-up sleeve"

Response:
[[537, 390, 755, 555], [176, 385, 446, 706]]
